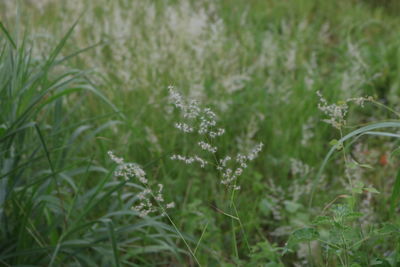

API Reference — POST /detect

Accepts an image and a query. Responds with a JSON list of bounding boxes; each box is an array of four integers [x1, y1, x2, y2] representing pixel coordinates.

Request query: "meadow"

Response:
[[1, 0, 400, 266]]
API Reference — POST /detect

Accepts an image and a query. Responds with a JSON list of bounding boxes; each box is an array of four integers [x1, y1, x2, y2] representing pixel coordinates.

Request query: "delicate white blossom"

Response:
[[108, 151, 174, 217], [169, 87, 263, 190]]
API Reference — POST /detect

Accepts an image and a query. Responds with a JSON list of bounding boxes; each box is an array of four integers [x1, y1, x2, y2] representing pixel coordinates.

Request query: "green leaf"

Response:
[[107, 220, 121, 267], [290, 228, 319, 242], [310, 121, 400, 206], [0, 22, 16, 49], [363, 187, 380, 194], [371, 258, 391, 267], [376, 223, 400, 235], [358, 163, 374, 169], [329, 139, 343, 150], [312, 216, 331, 225], [352, 181, 364, 194], [345, 212, 364, 221]]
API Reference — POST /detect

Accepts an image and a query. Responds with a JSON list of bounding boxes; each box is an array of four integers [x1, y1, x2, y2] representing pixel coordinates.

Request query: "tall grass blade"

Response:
[[0, 22, 16, 49], [107, 220, 121, 267], [310, 121, 400, 206]]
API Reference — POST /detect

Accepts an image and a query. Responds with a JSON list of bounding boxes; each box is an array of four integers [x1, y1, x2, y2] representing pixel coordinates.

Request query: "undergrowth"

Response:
[[1, 0, 400, 266]]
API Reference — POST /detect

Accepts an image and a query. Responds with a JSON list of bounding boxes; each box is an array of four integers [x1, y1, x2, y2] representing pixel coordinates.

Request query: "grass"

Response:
[[1, 0, 400, 265]]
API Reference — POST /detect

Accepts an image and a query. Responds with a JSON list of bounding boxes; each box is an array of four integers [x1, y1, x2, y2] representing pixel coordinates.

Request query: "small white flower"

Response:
[[108, 152, 174, 218], [175, 122, 194, 133], [166, 202, 175, 209], [198, 141, 217, 153]]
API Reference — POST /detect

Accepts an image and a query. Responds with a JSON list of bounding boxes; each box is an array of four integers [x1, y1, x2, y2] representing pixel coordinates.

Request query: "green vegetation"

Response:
[[1, 0, 400, 266]]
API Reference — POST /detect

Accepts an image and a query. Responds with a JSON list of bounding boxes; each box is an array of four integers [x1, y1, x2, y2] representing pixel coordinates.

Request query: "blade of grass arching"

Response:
[[71, 172, 121, 227], [78, 84, 122, 117], [231, 214, 238, 259], [107, 220, 121, 267], [60, 219, 104, 241], [36, 81, 121, 129], [117, 217, 182, 260], [0, 121, 36, 143], [48, 107, 124, 139], [35, 88, 83, 111], [0, 22, 16, 49], [0, 154, 40, 181], [157, 206, 201, 266], [56, 124, 92, 169], [48, 242, 61, 267], [116, 219, 181, 237], [43, 18, 80, 70], [362, 131, 400, 138], [232, 202, 251, 253], [80, 120, 121, 145], [54, 41, 102, 66], [309, 121, 400, 207], [7, 25, 87, 131], [194, 221, 208, 255], [34, 124, 67, 228], [209, 204, 239, 220], [49, 160, 104, 263], [54, 120, 120, 168], [13, 76, 87, 130], [0, 259, 10, 267], [44, 70, 90, 93], [0, 246, 56, 261], [13, 196, 49, 264], [390, 169, 400, 217], [0, 143, 76, 181], [65, 155, 95, 223]]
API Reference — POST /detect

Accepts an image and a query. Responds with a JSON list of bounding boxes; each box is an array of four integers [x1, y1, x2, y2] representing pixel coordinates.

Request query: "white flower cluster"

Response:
[[108, 151, 175, 217], [175, 122, 194, 133], [347, 96, 373, 107], [247, 142, 264, 160], [317, 91, 349, 129], [168, 86, 225, 138], [108, 151, 148, 183], [169, 86, 223, 168], [218, 143, 264, 189], [198, 141, 217, 153], [170, 154, 208, 168], [169, 87, 263, 190], [317, 91, 372, 129], [290, 158, 311, 177]]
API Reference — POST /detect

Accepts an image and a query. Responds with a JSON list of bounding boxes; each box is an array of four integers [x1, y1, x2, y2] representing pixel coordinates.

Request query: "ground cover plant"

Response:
[[1, 0, 400, 266]]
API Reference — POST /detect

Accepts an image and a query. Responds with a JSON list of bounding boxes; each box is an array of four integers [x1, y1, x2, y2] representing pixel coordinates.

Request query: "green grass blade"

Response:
[[390, 169, 400, 217], [310, 121, 400, 206], [0, 22, 16, 49], [107, 220, 121, 267]]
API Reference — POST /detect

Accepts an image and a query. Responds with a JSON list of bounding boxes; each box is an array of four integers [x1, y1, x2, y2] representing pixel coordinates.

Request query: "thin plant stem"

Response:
[[194, 221, 209, 255], [152, 191, 202, 267]]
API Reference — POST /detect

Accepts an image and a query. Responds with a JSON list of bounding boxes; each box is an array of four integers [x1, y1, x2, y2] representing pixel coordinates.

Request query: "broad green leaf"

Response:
[[352, 181, 364, 194], [376, 223, 400, 235], [290, 227, 319, 242], [312, 216, 331, 225]]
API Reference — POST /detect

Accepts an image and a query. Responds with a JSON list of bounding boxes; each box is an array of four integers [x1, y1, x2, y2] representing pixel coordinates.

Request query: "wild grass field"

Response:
[[1, 0, 400, 266]]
